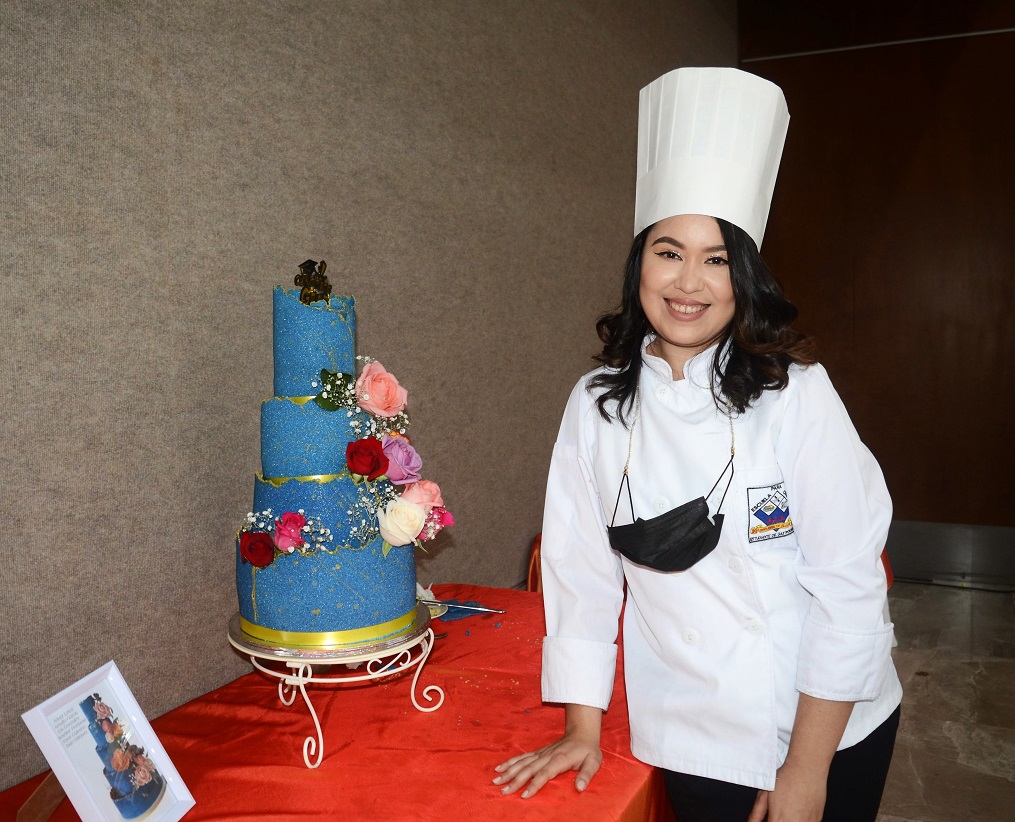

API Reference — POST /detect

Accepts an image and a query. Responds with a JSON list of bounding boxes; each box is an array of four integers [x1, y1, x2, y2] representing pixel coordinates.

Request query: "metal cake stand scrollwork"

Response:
[[227, 604, 444, 768]]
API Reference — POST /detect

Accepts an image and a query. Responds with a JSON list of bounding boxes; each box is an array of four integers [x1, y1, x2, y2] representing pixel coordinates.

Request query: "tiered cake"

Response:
[[235, 261, 452, 648]]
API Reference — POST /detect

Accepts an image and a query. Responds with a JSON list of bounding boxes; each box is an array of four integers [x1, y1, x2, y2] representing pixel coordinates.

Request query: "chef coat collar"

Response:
[[640, 335, 729, 388]]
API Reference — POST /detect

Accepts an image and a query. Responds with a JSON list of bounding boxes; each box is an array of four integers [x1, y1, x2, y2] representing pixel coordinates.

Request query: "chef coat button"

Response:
[[728, 557, 743, 573], [745, 619, 763, 636], [682, 628, 699, 645], [655, 385, 667, 400], [653, 497, 669, 513]]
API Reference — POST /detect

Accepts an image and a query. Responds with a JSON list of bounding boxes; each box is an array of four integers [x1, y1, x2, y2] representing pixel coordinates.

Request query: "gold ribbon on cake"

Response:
[[258, 472, 347, 487], [239, 607, 418, 649]]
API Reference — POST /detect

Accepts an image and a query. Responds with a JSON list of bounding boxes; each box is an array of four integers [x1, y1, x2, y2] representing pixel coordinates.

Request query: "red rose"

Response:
[[240, 531, 275, 568], [346, 437, 387, 480]]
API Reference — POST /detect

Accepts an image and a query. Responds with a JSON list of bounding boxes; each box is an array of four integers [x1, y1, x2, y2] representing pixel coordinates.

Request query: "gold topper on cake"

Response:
[[295, 259, 332, 304]]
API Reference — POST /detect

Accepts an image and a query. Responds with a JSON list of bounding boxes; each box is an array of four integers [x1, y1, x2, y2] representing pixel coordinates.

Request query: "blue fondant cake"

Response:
[[236, 285, 418, 647]]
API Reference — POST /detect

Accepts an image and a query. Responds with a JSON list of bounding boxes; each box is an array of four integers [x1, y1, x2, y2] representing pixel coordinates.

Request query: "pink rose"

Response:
[[418, 505, 454, 542], [93, 701, 112, 721], [355, 362, 407, 418], [273, 511, 307, 553], [381, 436, 422, 485], [435, 506, 454, 528], [133, 762, 153, 787], [401, 480, 443, 510]]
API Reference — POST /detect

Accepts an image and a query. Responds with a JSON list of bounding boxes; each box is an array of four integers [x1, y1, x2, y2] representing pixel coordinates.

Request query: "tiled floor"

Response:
[[877, 582, 1015, 821]]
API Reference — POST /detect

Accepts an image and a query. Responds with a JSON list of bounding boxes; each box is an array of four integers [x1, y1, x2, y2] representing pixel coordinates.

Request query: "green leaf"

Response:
[[312, 369, 354, 412], [381, 540, 393, 557], [313, 394, 341, 412]]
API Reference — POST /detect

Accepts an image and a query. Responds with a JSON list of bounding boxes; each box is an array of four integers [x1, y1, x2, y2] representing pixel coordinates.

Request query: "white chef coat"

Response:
[[540, 338, 902, 791]]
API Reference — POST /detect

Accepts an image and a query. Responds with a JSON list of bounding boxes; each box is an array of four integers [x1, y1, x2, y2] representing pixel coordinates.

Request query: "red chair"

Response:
[[527, 534, 542, 593]]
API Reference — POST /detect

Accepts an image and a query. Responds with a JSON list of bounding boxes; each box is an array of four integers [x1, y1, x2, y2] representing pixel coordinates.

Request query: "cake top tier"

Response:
[[272, 285, 356, 397]]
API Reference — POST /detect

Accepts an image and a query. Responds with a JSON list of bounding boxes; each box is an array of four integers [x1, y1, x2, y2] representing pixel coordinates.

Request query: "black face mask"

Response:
[[605, 393, 735, 573], [607, 456, 733, 572]]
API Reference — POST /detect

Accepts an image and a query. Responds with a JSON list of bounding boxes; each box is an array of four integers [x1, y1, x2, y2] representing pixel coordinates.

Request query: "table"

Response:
[[2, 584, 675, 821]]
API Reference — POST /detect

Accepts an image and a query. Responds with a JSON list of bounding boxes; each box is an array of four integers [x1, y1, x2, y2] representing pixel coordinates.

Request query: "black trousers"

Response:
[[663, 705, 901, 822]]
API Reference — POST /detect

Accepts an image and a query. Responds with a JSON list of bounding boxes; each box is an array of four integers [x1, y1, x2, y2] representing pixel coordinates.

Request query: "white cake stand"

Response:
[[227, 604, 444, 768]]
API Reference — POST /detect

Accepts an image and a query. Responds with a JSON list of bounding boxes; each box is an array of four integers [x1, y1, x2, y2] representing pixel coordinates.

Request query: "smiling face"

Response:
[[638, 213, 736, 379]]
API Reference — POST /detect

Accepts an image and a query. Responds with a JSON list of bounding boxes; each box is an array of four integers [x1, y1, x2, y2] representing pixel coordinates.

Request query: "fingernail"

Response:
[[501, 786, 510, 794], [576, 779, 587, 791], [492, 776, 502, 784], [494, 765, 503, 772], [521, 790, 530, 799]]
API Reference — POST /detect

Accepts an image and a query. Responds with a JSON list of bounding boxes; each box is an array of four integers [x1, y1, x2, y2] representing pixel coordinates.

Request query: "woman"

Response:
[[493, 68, 901, 822]]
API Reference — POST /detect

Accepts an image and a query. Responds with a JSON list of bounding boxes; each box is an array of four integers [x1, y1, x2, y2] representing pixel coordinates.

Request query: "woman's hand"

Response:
[[748, 694, 853, 821], [747, 761, 827, 822], [493, 704, 603, 799]]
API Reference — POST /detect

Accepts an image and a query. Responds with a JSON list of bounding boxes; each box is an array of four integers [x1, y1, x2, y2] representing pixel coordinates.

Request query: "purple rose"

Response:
[[381, 435, 422, 485]]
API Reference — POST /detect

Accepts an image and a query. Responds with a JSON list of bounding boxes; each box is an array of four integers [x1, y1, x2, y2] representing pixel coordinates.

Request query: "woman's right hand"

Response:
[[492, 704, 604, 799]]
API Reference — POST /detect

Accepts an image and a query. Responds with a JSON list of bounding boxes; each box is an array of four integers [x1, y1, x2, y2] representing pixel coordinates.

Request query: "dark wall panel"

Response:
[[744, 26, 1015, 525], [740, 0, 1015, 60]]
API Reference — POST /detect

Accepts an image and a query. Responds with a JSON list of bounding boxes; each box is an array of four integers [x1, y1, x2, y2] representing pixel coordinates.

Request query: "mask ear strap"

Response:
[[709, 455, 735, 513], [705, 409, 736, 513], [610, 472, 634, 527], [610, 392, 641, 526]]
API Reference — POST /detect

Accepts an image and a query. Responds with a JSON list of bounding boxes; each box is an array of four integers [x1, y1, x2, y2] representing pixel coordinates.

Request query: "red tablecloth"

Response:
[[3, 584, 674, 821]]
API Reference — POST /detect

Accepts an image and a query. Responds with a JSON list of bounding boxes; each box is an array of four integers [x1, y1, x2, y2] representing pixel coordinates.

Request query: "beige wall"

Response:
[[0, 0, 735, 787]]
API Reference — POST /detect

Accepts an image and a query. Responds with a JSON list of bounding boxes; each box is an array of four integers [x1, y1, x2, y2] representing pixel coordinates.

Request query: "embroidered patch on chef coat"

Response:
[[747, 482, 795, 542]]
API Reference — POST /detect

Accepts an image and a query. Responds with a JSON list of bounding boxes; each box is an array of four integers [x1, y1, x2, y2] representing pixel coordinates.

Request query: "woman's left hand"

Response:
[[749, 693, 852, 820], [747, 761, 827, 822]]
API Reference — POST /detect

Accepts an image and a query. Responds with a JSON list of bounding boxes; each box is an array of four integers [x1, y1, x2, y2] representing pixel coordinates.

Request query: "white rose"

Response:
[[377, 498, 426, 546]]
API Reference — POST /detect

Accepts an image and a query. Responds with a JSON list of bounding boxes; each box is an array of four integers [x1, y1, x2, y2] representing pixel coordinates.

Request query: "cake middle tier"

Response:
[[261, 397, 369, 479]]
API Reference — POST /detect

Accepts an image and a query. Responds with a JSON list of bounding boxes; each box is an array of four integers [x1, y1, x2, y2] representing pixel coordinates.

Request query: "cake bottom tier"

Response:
[[236, 474, 417, 646]]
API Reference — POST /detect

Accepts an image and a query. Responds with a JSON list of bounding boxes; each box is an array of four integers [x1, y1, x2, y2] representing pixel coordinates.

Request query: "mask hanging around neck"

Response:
[[606, 394, 734, 573]]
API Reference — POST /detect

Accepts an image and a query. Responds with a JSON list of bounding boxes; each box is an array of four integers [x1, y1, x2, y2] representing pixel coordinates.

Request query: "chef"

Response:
[[494, 67, 902, 822]]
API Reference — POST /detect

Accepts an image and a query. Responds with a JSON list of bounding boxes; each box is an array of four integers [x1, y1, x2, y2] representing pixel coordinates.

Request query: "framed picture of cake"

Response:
[[21, 660, 195, 822]]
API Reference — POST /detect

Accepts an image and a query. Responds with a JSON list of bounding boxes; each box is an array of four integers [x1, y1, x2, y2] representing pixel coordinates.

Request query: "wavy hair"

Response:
[[588, 218, 816, 423]]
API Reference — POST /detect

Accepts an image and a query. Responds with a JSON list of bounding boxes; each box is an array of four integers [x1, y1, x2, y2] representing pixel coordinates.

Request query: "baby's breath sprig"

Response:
[[346, 478, 399, 548], [296, 514, 333, 555], [361, 410, 410, 440]]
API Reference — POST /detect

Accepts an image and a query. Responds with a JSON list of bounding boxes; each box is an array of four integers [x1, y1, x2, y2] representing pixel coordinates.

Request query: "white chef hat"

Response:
[[635, 67, 790, 249]]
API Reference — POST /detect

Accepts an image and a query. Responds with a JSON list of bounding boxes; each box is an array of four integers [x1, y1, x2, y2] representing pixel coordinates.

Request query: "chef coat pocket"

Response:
[[737, 466, 798, 551]]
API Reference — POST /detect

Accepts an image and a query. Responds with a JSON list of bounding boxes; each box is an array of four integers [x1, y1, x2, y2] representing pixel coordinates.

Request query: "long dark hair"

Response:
[[589, 217, 816, 423]]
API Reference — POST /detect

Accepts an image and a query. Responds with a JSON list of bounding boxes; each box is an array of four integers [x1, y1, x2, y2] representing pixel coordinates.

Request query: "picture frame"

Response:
[[21, 661, 195, 822]]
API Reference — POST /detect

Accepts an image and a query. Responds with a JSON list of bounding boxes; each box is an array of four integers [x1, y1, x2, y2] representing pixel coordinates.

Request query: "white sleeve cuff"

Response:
[[541, 635, 618, 710], [795, 614, 895, 701]]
